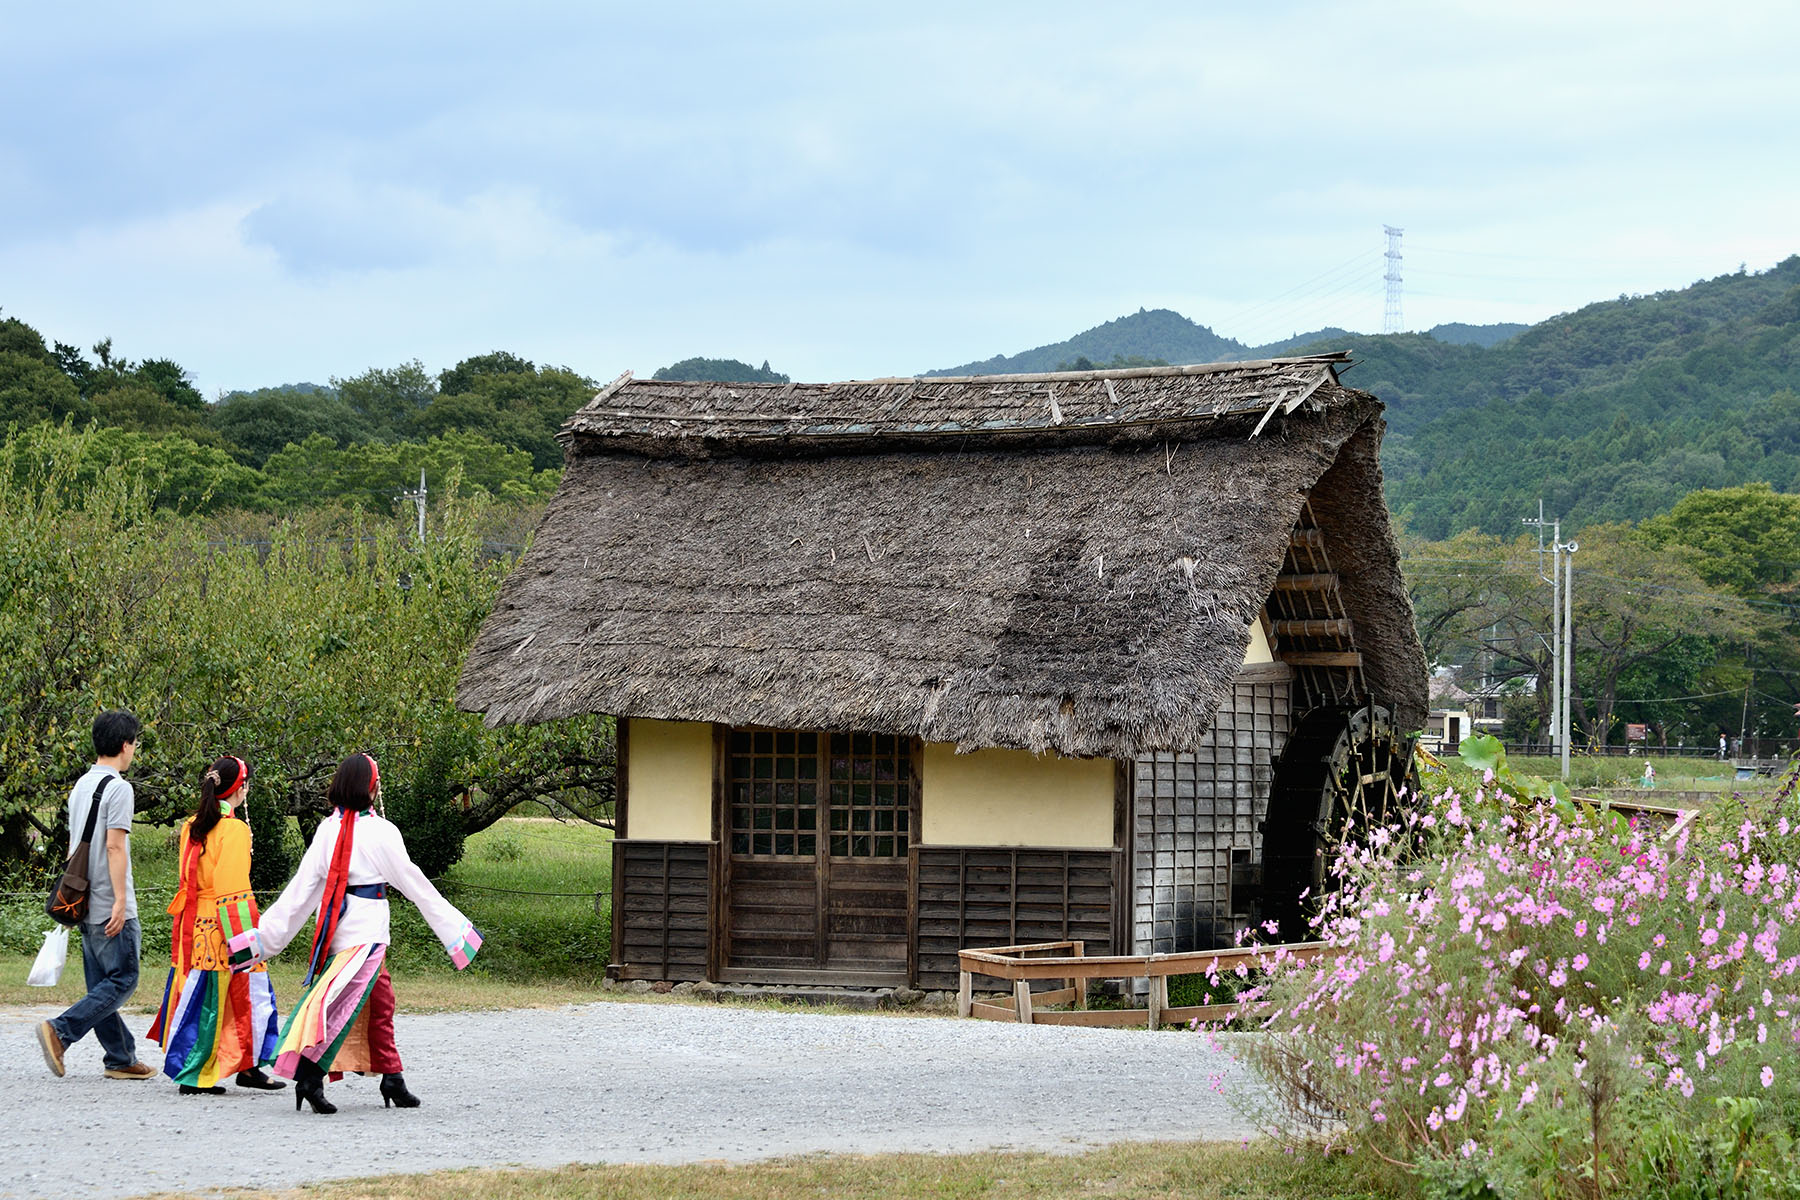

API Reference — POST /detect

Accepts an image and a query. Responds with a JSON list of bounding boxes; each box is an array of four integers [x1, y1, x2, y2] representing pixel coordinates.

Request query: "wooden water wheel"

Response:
[[1258, 704, 1417, 941]]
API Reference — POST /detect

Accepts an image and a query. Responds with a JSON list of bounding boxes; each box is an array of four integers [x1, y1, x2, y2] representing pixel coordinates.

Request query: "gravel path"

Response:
[[0, 999, 1265, 1199]]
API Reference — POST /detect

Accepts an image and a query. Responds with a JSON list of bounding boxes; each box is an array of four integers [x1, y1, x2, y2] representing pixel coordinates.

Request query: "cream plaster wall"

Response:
[[625, 718, 713, 842], [920, 743, 1115, 848], [1244, 614, 1274, 664]]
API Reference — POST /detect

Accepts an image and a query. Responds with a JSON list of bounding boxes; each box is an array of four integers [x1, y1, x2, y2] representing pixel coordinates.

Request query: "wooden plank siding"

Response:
[[915, 846, 1118, 990], [1132, 677, 1291, 956], [610, 840, 711, 981]]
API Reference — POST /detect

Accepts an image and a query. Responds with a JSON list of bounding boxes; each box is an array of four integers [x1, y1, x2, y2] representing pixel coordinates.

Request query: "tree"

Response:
[[1403, 523, 1769, 747], [1565, 523, 1763, 745], [1402, 528, 1518, 667], [0, 423, 263, 514], [439, 350, 535, 396], [413, 366, 594, 471], [0, 350, 89, 428], [652, 357, 789, 384], [0, 423, 607, 881], [332, 361, 437, 442], [88, 383, 211, 437], [133, 358, 205, 413], [1053, 354, 1171, 371], [1639, 482, 1800, 729], [0, 315, 56, 364], [260, 431, 559, 513], [1639, 482, 1800, 594], [208, 385, 366, 465]]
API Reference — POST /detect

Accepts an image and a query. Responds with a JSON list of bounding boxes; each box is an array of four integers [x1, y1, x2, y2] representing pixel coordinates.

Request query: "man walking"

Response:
[[36, 710, 155, 1080]]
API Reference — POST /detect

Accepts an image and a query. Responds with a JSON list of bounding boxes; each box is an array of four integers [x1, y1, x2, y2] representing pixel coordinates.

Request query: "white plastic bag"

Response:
[[26, 927, 69, 987]]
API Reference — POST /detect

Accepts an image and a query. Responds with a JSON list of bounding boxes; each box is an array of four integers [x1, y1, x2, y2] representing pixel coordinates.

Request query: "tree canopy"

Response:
[[652, 357, 790, 384]]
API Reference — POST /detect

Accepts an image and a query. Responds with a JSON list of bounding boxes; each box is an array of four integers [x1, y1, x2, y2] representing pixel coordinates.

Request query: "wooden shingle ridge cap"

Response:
[[559, 353, 1361, 446]]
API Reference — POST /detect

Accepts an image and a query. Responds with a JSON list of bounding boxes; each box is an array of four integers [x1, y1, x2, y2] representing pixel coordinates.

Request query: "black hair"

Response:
[[327, 754, 377, 812], [188, 756, 247, 855], [92, 710, 141, 758]]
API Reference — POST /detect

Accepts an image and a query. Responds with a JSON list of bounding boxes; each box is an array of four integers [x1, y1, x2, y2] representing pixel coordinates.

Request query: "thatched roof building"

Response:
[[459, 355, 1425, 757], [458, 355, 1427, 988]]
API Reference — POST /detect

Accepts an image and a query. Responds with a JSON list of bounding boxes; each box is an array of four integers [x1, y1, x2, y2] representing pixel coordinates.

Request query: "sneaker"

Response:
[[104, 1062, 156, 1080], [36, 1022, 65, 1078]]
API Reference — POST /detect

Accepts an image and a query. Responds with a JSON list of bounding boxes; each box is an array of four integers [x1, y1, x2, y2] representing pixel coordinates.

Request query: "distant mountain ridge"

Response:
[[923, 311, 1525, 376], [923, 308, 1245, 376], [916, 257, 1800, 537]]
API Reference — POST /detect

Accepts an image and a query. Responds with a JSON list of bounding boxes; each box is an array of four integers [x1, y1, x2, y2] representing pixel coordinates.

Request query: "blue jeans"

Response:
[[50, 918, 140, 1070]]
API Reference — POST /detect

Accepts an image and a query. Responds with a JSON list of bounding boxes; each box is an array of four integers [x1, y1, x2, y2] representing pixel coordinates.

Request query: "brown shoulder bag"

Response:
[[45, 777, 112, 927]]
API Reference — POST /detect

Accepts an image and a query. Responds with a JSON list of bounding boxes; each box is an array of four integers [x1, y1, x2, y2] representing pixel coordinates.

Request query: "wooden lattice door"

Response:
[[721, 729, 913, 985]]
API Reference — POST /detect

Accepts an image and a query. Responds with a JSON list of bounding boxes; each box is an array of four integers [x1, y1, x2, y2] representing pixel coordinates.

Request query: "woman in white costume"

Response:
[[243, 753, 481, 1114]]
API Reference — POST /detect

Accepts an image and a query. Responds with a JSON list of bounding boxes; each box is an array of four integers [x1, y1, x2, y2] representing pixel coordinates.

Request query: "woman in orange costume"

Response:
[[147, 755, 285, 1095]]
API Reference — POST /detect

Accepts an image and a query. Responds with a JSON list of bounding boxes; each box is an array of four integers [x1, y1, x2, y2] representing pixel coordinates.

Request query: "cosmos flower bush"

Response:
[[1237, 746, 1800, 1198]]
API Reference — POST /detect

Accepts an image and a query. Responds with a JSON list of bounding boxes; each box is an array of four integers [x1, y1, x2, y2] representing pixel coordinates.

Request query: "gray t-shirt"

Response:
[[67, 765, 135, 924]]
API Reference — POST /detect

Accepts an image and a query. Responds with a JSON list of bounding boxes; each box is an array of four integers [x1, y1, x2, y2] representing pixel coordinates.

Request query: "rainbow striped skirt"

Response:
[[271, 943, 393, 1078], [153, 968, 281, 1088]]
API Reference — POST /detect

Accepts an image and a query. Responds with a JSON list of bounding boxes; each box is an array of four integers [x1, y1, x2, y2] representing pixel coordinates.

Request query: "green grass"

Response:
[[129, 1140, 1406, 1200], [426, 817, 613, 982], [1507, 753, 1788, 793]]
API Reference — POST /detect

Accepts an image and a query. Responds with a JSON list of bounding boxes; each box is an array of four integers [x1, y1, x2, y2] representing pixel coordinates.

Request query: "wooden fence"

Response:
[[956, 939, 1338, 1029], [954, 795, 1706, 1031]]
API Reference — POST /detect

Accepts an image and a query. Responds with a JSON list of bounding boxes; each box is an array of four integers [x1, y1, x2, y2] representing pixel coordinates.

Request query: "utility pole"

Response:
[[1523, 510, 1561, 756], [1383, 226, 1405, 334], [1559, 537, 1578, 781], [399, 469, 427, 542], [1740, 636, 1753, 761]]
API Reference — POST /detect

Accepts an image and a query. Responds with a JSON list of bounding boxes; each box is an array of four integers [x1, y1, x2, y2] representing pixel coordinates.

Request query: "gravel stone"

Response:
[[1, 999, 1265, 1199]]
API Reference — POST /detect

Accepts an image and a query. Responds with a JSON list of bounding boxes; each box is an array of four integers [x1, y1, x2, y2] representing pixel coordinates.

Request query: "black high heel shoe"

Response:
[[179, 1084, 226, 1095], [236, 1067, 287, 1091], [379, 1073, 420, 1108], [293, 1060, 337, 1114]]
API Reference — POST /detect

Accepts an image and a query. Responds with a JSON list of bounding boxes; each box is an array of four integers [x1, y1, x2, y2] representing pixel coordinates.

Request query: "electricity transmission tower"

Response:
[[1382, 225, 1404, 334]]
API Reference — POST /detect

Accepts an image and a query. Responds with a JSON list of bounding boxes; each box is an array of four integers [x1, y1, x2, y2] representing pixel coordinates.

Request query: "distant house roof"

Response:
[[458, 355, 1427, 758]]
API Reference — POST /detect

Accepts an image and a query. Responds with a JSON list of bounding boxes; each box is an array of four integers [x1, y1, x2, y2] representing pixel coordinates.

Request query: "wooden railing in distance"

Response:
[[957, 939, 1339, 1029]]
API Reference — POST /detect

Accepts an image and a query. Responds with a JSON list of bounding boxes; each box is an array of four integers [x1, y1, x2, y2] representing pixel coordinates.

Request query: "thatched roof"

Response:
[[458, 355, 1427, 758]]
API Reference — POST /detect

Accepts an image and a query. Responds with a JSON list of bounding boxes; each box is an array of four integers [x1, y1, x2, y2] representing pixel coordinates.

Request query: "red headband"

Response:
[[364, 754, 380, 793], [217, 756, 248, 800]]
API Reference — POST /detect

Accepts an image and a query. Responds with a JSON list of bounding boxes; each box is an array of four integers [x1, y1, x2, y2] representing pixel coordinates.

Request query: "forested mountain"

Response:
[[924, 310, 1526, 378], [1425, 322, 1527, 348], [919, 258, 1800, 540], [1305, 257, 1800, 537], [926, 308, 1248, 376]]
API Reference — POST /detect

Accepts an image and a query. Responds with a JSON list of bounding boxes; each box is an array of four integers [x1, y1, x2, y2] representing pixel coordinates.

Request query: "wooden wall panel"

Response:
[[825, 859, 909, 976], [1131, 678, 1292, 955], [914, 846, 1118, 990], [724, 859, 818, 972], [611, 840, 711, 982]]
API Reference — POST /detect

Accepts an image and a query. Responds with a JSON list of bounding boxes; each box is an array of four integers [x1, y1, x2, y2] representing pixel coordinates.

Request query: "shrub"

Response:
[[481, 835, 524, 863], [1237, 747, 1800, 1199]]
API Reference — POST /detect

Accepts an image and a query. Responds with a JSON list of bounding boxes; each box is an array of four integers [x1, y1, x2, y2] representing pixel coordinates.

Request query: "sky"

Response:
[[3, 1, 1797, 396]]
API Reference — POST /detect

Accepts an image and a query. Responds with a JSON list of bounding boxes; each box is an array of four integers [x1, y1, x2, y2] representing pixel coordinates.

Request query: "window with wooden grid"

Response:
[[725, 729, 912, 859], [826, 732, 911, 858], [727, 730, 819, 857]]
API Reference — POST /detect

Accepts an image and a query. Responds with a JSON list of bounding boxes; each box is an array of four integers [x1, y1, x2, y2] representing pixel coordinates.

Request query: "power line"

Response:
[[1219, 250, 1382, 327]]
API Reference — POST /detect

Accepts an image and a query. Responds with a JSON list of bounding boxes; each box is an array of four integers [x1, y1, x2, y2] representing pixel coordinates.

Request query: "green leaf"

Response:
[[1458, 732, 1506, 775]]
